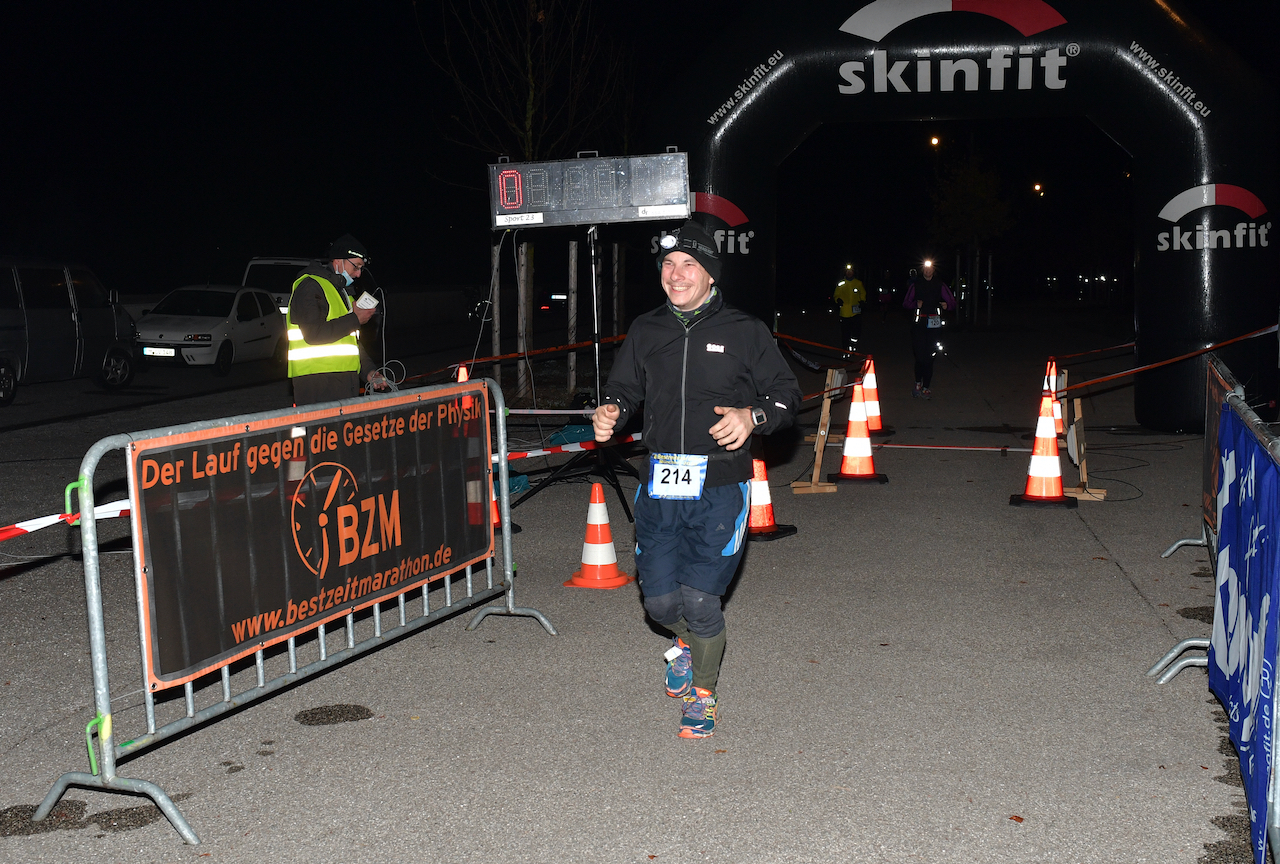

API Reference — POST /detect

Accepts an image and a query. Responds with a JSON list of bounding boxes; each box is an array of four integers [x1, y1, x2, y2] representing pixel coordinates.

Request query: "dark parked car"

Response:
[[0, 261, 136, 406]]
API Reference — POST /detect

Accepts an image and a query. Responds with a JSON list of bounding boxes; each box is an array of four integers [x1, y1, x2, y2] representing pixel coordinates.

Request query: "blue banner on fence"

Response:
[[1208, 406, 1280, 864]]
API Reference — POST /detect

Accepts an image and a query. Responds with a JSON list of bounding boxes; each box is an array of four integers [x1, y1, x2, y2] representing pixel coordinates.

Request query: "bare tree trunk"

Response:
[[972, 245, 980, 325], [593, 240, 604, 398], [490, 241, 502, 384], [567, 239, 578, 394], [986, 252, 994, 326], [612, 242, 623, 336], [516, 241, 532, 397], [954, 252, 961, 309]]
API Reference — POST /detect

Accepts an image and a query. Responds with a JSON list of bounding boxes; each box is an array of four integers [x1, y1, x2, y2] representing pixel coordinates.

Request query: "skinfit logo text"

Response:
[[651, 229, 755, 256], [1156, 222, 1271, 252], [838, 46, 1067, 94], [1155, 183, 1271, 253]]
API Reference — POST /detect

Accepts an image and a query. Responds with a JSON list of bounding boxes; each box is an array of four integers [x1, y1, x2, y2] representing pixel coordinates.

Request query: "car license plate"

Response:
[[144, 347, 176, 357]]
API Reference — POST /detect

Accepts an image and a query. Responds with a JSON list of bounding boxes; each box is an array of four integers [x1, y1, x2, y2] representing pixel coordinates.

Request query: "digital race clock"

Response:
[[487, 153, 690, 229]]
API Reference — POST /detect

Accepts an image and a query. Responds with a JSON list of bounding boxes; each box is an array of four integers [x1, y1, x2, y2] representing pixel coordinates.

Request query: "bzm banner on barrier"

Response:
[[1208, 406, 1280, 864], [126, 384, 492, 690]]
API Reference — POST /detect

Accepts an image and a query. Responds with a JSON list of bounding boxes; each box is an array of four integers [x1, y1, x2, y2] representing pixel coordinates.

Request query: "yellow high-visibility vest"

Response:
[[834, 279, 866, 318], [286, 274, 360, 378]]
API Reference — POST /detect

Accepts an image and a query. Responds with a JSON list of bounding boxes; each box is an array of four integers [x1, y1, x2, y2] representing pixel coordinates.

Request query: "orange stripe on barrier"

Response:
[[1061, 324, 1278, 393], [876, 444, 1032, 453]]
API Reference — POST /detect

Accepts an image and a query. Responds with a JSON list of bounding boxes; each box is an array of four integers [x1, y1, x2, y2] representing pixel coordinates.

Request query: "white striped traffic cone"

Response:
[[490, 477, 521, 534], [862, 356, 889, 434], [1010, 390, 1077, 508], [457, 363, 473, 412], [747, 457, 797, 541], [1044, 358, 1064, 435], [564, 483, 633, 588], [827, 383, 888, 484]]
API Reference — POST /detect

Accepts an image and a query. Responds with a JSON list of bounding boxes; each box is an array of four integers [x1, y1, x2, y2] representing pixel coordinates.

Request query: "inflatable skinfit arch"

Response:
[[651, 0, 1275, 431]]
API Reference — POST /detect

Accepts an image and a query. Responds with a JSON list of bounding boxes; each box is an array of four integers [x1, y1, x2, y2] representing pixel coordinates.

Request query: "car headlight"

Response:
[[187, 334, 213, 342]]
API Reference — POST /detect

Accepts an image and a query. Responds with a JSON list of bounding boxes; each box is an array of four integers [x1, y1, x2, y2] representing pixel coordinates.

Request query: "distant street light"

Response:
[[930, 136, 940, 146], [1034, 183, 1044, 197]]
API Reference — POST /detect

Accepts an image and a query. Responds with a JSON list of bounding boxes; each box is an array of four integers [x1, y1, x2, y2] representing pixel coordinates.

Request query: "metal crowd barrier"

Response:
[[1146, 353, 1280, 863], [32, 378, 553, 844], [1149, 354, 1247, 683]]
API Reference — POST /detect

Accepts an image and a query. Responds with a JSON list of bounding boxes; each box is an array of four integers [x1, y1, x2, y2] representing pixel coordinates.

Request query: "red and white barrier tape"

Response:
[[496, 432, 643, 462], [0, 500, 130, 544]]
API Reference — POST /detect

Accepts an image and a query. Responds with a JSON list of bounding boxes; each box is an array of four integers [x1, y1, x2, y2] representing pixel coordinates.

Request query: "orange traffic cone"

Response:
[[1010, 390, 1077, 508], [286, 425, 308, 499], [564, 483, 634, 588], [490, 477, 522, 534], [827, 383, 888, 484], [747, 457, 797, 541], [862, 356, 890, 435], [1044, 359, 1063, 435], [457, 364, 473, 411]]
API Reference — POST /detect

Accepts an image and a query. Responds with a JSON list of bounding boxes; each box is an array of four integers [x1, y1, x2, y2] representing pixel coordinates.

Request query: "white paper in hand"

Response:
[[355, 292, 379, 310]]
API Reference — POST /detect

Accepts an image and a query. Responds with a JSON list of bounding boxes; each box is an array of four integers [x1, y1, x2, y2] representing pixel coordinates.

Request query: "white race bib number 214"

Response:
[[648, 453, 708, 500]]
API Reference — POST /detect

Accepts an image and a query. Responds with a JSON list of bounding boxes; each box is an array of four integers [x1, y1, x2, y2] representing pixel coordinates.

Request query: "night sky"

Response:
[[1, 1, 1272, 308]]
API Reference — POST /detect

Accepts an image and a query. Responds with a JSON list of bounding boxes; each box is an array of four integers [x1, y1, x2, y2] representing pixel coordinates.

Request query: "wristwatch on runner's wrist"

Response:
[[751, 407, 767, 427]]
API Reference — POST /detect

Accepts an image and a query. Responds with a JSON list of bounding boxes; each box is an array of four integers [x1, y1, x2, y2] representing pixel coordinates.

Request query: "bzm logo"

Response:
[[837, 0, 1071, 95], [291, 461, 402, 580], [1155, 184, 1271, 253]]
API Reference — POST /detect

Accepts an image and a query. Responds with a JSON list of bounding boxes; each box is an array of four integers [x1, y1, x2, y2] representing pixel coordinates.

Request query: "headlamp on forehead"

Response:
[[663, 234, 717, 259], [655, 220, 722, 281]]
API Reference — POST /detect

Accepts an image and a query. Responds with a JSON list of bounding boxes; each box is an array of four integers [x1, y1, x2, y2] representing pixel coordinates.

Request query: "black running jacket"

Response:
[[602, 292, 802, 487]]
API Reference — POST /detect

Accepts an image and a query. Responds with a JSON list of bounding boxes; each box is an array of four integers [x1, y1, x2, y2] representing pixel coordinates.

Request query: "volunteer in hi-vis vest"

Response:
[[286, 234, 387, 406]]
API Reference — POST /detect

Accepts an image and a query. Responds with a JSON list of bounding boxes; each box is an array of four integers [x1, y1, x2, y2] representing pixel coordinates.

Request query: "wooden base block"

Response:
[[1063, 486, 1107, 500], [791, 481, 838, 494]]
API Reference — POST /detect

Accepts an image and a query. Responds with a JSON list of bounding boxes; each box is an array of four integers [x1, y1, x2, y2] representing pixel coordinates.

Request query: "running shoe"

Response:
[[664, 638, 692, 697], [679, 687, 717, 738], [912, 382, 923, 399], [920, 387, 933, 400]]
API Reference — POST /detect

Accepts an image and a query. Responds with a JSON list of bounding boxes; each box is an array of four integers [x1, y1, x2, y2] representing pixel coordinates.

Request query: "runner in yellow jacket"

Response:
[[832, 263, 867, 355]]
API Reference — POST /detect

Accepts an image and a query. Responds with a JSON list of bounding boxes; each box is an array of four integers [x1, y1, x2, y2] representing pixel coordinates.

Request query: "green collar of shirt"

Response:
[[668, 288, 720, 326]]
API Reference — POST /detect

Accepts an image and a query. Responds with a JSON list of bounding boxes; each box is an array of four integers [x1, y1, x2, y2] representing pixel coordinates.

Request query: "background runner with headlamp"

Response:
[[592, 220, 801, 739], [902, 259, 955, 400]]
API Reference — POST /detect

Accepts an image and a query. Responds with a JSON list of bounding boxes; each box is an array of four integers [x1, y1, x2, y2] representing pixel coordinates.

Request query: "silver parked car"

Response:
[[0, 261, 137, 406], [242, 256, 311, 314], [135, 285, 286, 376]]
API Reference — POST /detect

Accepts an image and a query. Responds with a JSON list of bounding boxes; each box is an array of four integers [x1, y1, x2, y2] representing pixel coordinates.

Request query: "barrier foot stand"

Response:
[[1162, 524, 1208, 558], [793, 369, 840, 494], [465, 562, 556, 635], [1061, 402, 1106, 501], [35, 772, 200, 845], [1145, 637, 1210, 684], [466, 603, 557, 635]]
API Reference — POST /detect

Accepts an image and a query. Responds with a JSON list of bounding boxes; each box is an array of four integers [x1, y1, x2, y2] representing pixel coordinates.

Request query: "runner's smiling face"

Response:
[[661, 251, 715, 312]]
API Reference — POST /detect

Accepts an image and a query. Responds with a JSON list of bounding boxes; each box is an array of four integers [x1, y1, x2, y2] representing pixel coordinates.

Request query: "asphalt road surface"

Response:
[[0, 307, 1247, 863]]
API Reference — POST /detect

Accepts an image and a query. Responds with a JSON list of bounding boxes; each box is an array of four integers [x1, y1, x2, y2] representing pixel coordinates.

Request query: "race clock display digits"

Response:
[[488, 153, 690, 229]]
